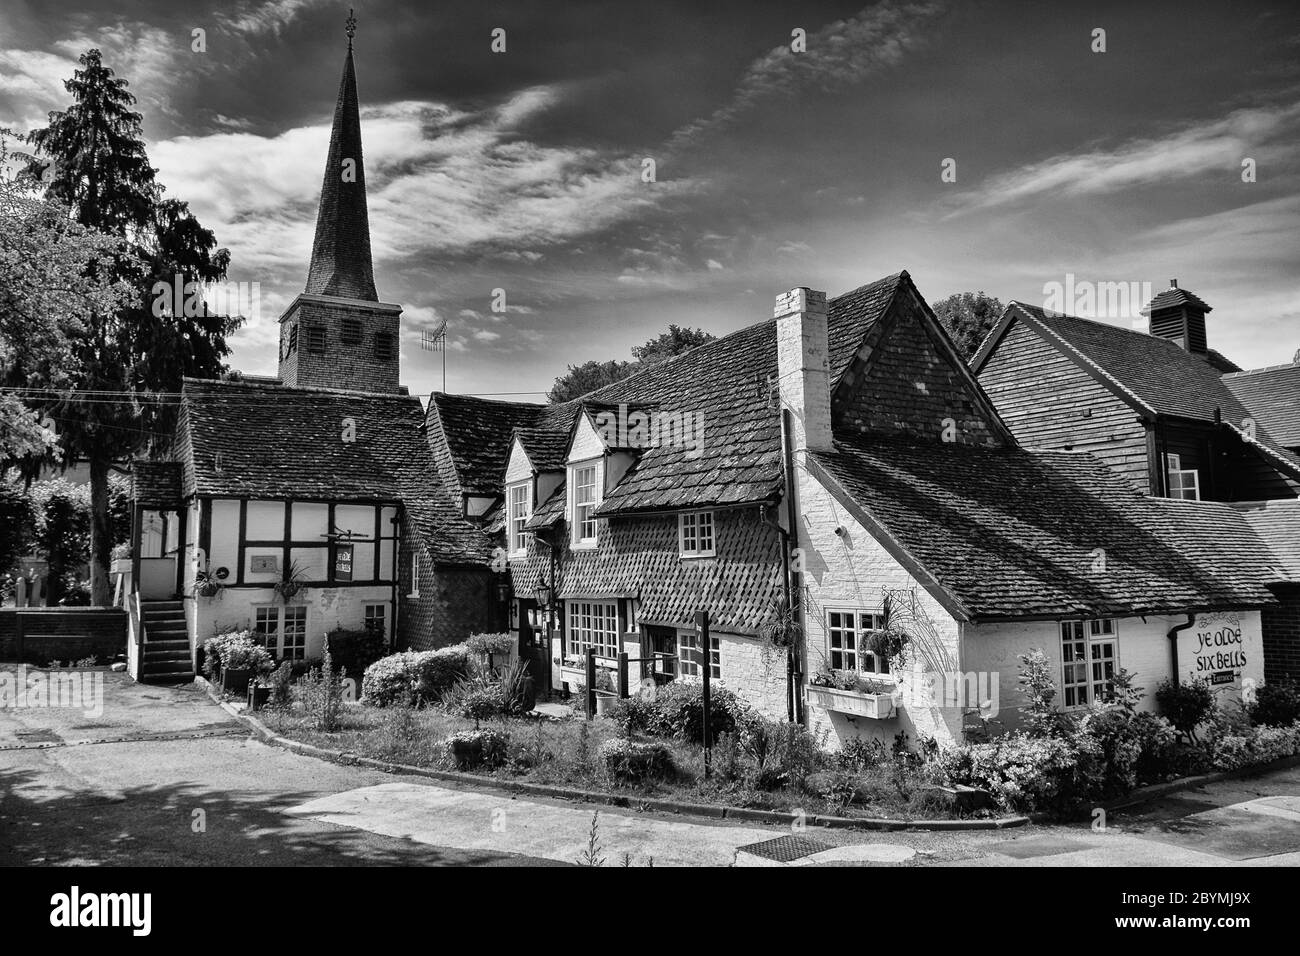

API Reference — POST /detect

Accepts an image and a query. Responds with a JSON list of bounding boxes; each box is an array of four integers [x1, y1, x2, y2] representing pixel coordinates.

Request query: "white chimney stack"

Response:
[[775, 287, 832, 453]]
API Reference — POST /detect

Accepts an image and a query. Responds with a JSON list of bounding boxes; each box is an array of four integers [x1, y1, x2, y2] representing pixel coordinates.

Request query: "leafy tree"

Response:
[[930, 291, 1004, 360], [17, 50, 240, 604], [0, 130, 128, 462], [630, 324, 715, 365], [547, 324, 715, 403]]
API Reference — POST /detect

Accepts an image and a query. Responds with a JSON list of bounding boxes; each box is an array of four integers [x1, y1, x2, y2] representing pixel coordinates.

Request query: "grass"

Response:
[[258, 700, 972, 821]]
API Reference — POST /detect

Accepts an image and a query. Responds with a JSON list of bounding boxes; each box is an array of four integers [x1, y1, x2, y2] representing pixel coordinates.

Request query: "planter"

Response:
[[519, 675, 537, 713], [559, 663, 586, 687], [248, 683, 271, 711], [222, 667, 254, 695], [594, 691, 619, 717], [808, 684, 897, 720], [111, 558, 132, 574]]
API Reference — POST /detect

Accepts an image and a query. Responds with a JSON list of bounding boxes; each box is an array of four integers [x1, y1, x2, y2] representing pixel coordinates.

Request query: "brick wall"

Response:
[[399, 543, 504, 651], [277, 297, 402, 393], [0, 608, 126, 664], [1262, 583, 1300, 683]]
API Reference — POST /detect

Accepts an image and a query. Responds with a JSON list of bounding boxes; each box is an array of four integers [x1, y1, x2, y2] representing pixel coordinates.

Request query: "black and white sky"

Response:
[[2, 0, 1298, 398]]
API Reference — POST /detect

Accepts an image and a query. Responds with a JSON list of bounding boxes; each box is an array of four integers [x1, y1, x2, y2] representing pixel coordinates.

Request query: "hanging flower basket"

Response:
[[861, 627, 910, 671]]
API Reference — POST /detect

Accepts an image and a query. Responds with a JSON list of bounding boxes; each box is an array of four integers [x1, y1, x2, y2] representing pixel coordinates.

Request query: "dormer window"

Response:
[[1166, 454, 1200, 500], [375, 332, 395, 361], [571, 460, 600, 546], [679, 511, 715, 557], [507, 482, 531, 555], [341, 317, 363, 345]]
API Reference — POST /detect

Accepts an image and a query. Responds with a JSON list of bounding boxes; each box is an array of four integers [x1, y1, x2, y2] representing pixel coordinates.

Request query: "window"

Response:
[[827, 609, 889, 674], [508, 483, 531, 554], [253, 606, 279, 655], [287, 324, 298, 354], [679, 511, 716, 557], [282, 606, 307, 660], [407, 549, 421, 598], [1060, 619, 1117, 709], [305, 325, 327, 353], [375, 332, 395, 361], [1166, 454, 1201, 500], [567, 600, 618, 659], [363, 603, 387, 640], [572, 462, 599, 545], [677, 629, 720, 680], [341, 318, 363, 345]]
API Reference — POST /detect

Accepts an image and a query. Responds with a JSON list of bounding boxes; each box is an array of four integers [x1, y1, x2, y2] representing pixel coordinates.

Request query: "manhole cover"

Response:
[[736, 834, 834, 863]]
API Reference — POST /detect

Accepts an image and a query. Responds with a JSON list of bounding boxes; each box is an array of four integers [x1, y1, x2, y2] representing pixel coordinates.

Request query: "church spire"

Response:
[[305, 9, 378, 301]]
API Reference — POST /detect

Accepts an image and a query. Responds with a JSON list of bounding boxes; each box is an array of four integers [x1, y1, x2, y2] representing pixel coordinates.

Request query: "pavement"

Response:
[[4, 668, 1300, 867]]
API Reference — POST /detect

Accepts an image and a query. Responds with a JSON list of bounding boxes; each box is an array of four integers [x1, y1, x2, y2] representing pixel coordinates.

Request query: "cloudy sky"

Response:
[[2, 0, 1298, 399]]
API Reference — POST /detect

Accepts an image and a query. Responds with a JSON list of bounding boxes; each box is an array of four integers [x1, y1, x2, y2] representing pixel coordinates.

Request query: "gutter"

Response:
[[1167, 613, 1195, 677]]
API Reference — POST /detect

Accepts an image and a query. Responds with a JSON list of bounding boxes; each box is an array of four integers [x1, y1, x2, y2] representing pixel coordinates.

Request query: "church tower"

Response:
[[278, 11, 402, 393]]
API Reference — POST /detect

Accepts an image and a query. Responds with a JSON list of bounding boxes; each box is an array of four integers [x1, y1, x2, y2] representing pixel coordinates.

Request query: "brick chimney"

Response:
[[1142, 279, 1212, 355], [775, 287, 832, 453]]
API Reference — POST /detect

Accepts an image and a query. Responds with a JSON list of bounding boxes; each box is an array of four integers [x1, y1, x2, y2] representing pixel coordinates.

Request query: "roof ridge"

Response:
[[183, 376, 416, 400], [1223, 362, 1300, 378]]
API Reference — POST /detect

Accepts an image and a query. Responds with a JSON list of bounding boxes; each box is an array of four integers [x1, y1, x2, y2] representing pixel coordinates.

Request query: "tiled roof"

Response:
[[513, 427, 571, 472], [1231, 499, 1300, 582], [591, 273, 907, 513], [524, 481, 566, 530], [1141, 286, 1212, 316], [809, 435, 1276, 622], [427, 393, 548, 496], [178, 378, 491, 565], [991, 303, 1300, 476], [131, 461, 182, 509], [1223, 363, 1300, 449]]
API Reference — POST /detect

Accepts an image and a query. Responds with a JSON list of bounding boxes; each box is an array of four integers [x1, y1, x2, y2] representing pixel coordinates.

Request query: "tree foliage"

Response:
[[13, 49, 240, 603], [930, 290, 1004, 360], [547, 324, 715, 403]]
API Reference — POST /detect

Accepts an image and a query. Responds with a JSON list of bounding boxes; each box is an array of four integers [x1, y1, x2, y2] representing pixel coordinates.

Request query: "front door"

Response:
[[517, 600, 552, 696]]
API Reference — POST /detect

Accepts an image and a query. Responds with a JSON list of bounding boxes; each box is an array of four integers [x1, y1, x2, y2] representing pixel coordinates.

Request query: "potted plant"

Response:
[[274, 558, 309, 603], [860, 594, 910, 672], [759, 595, 802, 650], [247, 678, 272, 711], [219, 633, 273, 694], [593, 668, 618, 716], [193, 569, 222, 599], [111, 542, 131, 575]]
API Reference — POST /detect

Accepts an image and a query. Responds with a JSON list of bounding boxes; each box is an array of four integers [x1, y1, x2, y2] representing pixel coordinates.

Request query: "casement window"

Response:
[[1166, 454, 1201, 501], [305, 325, 327, 353], [341, 317, 363, 346], [1060, 619, 1117, 709], [566, 599, 618, 659], [363, 603, 387, 639], [679, 511, 716, 557], [254, 605, 308, 660], [571, 462, 600, 546], [507, 482, 531, 554], [375, 332, 395, 361], [827, 609, 890, 675], [677, 629, 721, 680], [253, 606, 279, 655], [407, 549, 422, 598]]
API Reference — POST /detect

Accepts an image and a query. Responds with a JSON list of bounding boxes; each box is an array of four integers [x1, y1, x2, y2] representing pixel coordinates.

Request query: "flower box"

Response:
[[807, 684, 897, 720]]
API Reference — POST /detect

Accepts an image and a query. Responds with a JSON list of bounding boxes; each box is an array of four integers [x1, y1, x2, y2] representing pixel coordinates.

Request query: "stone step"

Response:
[[141, 601, 183, 612]]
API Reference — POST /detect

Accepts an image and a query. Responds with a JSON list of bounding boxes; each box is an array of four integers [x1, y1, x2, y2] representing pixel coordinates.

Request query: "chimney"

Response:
[[1142, 278, 1212, 355], [775, 287, 832, 453]]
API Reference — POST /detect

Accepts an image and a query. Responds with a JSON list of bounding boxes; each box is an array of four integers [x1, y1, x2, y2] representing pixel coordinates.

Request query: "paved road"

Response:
[[3, 671, 1299, 867]]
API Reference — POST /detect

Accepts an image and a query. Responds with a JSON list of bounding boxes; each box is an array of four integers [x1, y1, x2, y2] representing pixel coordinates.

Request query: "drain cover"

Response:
[[736, 834, 834, 863]]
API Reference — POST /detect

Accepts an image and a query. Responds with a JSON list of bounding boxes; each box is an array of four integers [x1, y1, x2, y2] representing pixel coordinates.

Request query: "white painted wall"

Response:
[[193, 585, 394, 660], [505, 440, 532, 485]]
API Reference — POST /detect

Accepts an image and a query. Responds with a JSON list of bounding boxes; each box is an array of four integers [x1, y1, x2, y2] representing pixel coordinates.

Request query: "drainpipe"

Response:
[[781, 408, 804, 725], [1167, 613, 1195, 679]]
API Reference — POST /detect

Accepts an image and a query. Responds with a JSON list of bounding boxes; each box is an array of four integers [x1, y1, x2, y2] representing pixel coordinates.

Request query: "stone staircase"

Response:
[[139, 600, 193, 683]]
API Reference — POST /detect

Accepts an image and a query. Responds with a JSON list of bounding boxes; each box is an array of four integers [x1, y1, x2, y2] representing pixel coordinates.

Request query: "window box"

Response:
[[807, 684, 897, 720], [559, 661, 587, 686]]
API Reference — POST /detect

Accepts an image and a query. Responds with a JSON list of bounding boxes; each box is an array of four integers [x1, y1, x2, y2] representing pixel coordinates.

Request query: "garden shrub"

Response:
[[297, 642, 347, 732], [443, 672, 507, 723], [835, 735, 888, 772], [464, 631, 516, 668], [1209, 720, 1300, 771], [361, 646, 470, 706], [444, 728, 508, 770], [1250, 679, 1300, 728], [640, 681, 750, 744], [268, 661, 294, 708], [219, 634, 273, 674], [1018, 648, 1076, 738], [325, 628, 387, 679], [933, 732, 1099, 815], [1154, 677, 1214, 743], [599, 738, 675, 786], [497, 658, 536, 715], [608, 694, 658, 737]]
